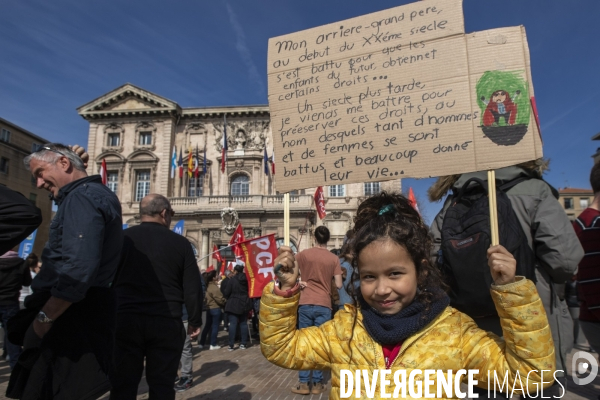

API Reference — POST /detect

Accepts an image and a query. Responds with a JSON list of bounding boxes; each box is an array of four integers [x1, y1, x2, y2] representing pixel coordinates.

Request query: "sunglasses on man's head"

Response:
[[33, 145, 68, 159], [165, 208, 175, 217]]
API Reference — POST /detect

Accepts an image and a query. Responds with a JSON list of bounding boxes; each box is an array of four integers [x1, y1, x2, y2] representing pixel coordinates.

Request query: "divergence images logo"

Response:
[[572, 351, 598, 386]]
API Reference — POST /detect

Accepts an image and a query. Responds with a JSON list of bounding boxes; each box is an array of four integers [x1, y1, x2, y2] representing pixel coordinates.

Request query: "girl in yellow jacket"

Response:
[[260, 191, 556, 400]]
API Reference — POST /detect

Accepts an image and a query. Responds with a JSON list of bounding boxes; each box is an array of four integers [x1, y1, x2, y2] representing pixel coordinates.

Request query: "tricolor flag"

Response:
[[408, 187, 420, 215], [170, 146, 177, 179], [270, 149, 275, 175], [263, 146, 269, 176], [202, 144, 207, 175], [187, 147, 193, 178], [221, 116, 227, 173], [100, 159, 107, 185], [178, 148, 183, 179]]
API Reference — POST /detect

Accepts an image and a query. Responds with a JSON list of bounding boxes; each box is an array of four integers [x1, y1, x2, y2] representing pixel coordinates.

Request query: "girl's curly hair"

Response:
[[349, 191, 445, 306]]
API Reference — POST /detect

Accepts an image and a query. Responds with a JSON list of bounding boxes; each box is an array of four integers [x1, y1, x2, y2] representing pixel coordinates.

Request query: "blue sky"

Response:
[[1, 0, 599, 224]]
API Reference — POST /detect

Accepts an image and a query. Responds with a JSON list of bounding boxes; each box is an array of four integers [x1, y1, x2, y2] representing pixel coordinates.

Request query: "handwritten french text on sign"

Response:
[[241, 234, 278, 298], [267, 0, 542, 193]]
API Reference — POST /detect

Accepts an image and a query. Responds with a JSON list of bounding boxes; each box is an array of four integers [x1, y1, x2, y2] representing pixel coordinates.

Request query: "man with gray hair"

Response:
[[111, 193, 203, 399], [7, 143, 123, 399]]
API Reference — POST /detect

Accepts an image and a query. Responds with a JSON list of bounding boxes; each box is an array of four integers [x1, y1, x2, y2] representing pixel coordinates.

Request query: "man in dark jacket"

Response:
[[222, 264, 250, 351], [0, 249, 32, 369], [0, 187, 42, 255], [111, 194, 203, 400], [7, 143, 123, 400]]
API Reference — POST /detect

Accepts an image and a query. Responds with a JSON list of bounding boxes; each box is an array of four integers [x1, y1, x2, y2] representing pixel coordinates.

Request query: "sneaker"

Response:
[[228, 345, 235, 351], [311, 382, 326, 394], [239, 344, 247, 350], [291, 382, 310, 395], [210, 345, 221, 350], [174, 376, 193, 392]]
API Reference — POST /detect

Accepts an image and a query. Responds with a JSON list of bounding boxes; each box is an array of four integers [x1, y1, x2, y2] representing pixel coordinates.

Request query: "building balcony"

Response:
[[168, 194, 314, 214]]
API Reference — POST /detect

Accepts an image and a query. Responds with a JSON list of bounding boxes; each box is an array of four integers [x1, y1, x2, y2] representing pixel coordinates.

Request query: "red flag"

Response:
[[229, 224, 245, 260], [100, 159, 107, 185], [314, 186, 326, 220], [239, 234, 278, 298], [211, 244, 223, 264], [408, 187, 420, 215]]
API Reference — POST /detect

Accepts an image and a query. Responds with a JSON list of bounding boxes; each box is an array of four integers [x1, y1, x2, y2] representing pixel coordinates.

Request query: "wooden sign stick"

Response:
[[487, 170, 499, 246], [284, 193, 290, 247]]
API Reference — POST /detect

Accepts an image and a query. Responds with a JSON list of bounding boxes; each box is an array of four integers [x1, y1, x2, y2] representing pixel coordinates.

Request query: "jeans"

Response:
[[0, 303, 22, 369], [298, 305, 331, 384], [208, 309, 222, 346], [228, 312, 248, 347], [179, 321, 193, 378]]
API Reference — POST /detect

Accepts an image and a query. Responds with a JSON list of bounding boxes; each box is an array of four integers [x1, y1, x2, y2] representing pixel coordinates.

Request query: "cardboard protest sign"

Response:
[[267, 0, 542, 193], [240, 234, 278, 298]]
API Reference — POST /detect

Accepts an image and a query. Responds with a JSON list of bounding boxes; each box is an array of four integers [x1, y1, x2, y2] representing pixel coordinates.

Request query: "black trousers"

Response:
[[110, 313, 185, 400]]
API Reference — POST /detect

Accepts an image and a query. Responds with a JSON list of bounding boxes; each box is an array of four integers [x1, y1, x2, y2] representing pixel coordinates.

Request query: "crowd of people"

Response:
[[0, 142, 598, 400]]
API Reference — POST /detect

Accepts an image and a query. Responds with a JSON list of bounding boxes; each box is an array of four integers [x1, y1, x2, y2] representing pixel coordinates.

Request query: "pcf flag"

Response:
[[239, 234, 278, 298], [314, 186, 326, 220]]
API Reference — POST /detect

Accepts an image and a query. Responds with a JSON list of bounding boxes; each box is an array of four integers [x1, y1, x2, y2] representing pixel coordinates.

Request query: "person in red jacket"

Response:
[[573, 162, 600, 357]]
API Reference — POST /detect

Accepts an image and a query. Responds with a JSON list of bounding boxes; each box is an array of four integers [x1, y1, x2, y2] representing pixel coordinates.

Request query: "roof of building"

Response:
[[558, 188, 593, 194], [0, 117, 50, 144]]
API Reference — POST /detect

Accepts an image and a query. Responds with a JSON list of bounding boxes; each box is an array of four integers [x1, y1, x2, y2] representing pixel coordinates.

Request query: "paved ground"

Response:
[[0, 328, 598, 399]]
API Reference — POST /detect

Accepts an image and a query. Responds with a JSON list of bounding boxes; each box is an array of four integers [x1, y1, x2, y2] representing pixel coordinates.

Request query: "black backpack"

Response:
[[439, 177, 536, 318]]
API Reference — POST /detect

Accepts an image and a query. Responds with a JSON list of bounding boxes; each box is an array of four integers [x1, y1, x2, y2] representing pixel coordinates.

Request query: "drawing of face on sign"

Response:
[[476, 71, 529, 146]]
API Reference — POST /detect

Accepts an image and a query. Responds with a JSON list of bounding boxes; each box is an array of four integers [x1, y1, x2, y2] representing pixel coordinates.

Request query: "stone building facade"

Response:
[[78, 84, 400, 270], [0, 117, 53, 256], [558, 187, 593, 221]]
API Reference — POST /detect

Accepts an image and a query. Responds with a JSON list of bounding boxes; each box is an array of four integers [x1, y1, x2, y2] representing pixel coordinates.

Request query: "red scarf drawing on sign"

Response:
[[314, 186, 326, 220], [239, 234, 278, 298]]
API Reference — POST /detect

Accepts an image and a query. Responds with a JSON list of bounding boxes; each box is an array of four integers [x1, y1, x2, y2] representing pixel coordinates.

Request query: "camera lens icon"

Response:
[[572, 351, 598, 386]]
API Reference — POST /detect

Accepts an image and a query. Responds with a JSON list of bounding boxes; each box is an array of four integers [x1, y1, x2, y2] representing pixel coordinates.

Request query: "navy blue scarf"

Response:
[[358, 290, 450, 345]]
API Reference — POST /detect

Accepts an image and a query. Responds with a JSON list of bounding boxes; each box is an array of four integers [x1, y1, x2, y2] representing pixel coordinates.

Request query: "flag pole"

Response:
[[487, 170, 499, 246]]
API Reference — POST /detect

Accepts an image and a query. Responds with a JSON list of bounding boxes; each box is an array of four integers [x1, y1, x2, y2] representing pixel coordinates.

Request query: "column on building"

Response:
[[201, 228, 210, 270]]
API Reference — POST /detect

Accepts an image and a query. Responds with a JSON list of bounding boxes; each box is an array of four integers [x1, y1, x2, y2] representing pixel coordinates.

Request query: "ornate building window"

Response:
[[134, 122, 156, 150], [107, 172, 119, 194], [107, 133, 120, 147], [329, 185, 345, 197], [364, 182, 381, 196], [135, 170, 151, 201], [139, 132, 152, 145], [188, 175, 204, 197], [231, 175, 249, 196]]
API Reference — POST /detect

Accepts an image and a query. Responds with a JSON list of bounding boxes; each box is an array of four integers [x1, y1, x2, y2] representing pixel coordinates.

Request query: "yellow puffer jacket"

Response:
[[260, 278, 555, 400]]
